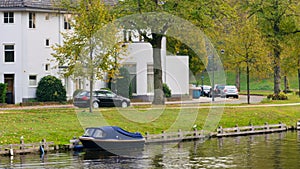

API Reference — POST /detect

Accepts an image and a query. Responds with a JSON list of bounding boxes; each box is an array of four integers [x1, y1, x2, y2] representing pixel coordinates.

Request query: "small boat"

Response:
[[79, 126, 145, 157]]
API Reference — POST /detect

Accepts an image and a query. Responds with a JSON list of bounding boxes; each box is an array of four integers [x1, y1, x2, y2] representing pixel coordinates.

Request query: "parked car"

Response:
[[220, 85, 239, 98], [209, 84, 225, 97], [73, 90, 131, 108], [200, 85, 212, 97]]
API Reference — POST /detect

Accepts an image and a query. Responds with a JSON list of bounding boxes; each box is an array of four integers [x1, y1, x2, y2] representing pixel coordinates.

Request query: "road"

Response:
[[132, 95, 265, 106]]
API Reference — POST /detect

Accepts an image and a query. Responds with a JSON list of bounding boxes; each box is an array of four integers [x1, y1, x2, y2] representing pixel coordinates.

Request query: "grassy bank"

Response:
[[1, 103, 300, 145]]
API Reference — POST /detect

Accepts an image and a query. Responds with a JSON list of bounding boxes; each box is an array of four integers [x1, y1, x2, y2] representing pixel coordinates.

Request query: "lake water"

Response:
[[1, 131, 300, 169]]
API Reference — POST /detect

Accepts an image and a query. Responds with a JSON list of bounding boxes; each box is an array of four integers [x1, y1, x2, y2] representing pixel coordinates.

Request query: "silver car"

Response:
[[220, 85, 239, 99]]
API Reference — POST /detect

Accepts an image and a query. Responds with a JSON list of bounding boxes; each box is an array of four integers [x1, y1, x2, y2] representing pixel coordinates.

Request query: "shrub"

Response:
[[0, 83, 7, 103], [163, 83, 172, 98], [36, 75, 66, 102], [267, 92, 288, 100]]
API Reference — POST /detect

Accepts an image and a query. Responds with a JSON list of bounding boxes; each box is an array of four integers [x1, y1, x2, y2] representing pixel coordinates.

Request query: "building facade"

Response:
[[0, 0, 189, 104]]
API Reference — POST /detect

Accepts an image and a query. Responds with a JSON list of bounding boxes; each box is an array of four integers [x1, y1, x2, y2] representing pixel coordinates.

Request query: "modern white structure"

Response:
[[121, 39, 189, 101], [0, 0, 189, 104]]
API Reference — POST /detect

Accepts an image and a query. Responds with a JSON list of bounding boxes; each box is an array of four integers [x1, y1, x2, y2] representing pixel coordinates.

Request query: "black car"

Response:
[[73, 90, 131, 108], [200, 85, 212, 97]]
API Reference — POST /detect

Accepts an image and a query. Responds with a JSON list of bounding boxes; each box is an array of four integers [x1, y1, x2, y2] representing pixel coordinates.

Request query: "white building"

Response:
[[0, 0, 189, 104], [121, 40, 189, 101]]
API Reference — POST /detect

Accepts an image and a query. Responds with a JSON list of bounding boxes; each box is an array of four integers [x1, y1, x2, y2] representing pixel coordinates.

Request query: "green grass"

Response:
[[1, 103, 300, 145], [0, 108, 83, 145]]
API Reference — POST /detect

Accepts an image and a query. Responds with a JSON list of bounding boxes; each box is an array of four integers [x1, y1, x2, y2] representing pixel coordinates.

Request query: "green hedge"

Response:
[[0, 83, 7, 103], [36, 75, 66, 102], [163, 83, 172, 98]]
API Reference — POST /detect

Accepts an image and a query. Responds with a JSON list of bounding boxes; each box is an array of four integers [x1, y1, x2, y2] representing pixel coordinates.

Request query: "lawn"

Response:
[[1, 103, 300, 145]]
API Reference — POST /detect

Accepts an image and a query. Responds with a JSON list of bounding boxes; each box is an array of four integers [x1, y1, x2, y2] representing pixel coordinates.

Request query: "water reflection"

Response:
[[0, 131, 300, 168]]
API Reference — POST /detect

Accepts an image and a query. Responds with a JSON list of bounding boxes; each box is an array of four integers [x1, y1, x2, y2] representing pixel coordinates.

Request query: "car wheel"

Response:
[[92, 101, 99, 108], [121, 101, 128, 108]]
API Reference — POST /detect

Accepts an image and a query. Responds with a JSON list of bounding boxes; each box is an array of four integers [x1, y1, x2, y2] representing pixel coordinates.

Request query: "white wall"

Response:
[[0, 11, 66, 103], [166, 56, 189, 95], [121, 42, 189, 97], [121, 42, 153, 96]]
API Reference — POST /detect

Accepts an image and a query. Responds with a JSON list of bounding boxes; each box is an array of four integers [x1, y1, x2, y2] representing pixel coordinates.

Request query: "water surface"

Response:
[[0, 131, 299, 169]]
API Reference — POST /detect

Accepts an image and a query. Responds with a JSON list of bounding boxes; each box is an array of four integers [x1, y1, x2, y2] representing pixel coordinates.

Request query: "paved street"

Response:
[[132, 94, 265, 106]]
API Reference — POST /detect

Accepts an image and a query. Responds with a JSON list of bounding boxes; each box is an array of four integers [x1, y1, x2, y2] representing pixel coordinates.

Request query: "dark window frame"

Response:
[[4, 12, 14, 23], [29, 12, 36, 28], [4, 44, 15, 63]]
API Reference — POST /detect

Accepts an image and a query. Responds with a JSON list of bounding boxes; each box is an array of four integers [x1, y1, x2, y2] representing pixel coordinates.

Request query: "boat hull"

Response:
[[79, 137, 145, 157]]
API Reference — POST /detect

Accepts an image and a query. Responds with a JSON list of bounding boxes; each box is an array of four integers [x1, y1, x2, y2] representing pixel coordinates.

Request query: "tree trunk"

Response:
[[235, 65, 241, 91], [89, 77, 93, 113], [151, 34, 164, 105], [298, 57, 300, 97], [298, 68, 300, 97], [246, 59, 250, 104], [273, 45, 281, 95], [89, 40, 94, 113]]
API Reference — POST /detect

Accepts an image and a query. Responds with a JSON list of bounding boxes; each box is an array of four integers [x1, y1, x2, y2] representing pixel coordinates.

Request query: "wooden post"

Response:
[[162, 131, 166, 140], [194, 128, 198, 138], [218, 126, 223, 134], [178, 129, 182, 139], [250, 123, 254, 132], [42, 138, 46, 150], [297, 120, 300, 130], [145, 132, 149, 140], [20, 136, 24, 150], [279, 122, 283, 129], [265, 122, 269, 130], [235, 124, 240, 133], [9, 144, 13, 156]]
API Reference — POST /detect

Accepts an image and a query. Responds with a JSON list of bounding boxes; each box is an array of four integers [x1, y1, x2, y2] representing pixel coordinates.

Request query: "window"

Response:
[[93, 129, 104, 138], [83, 128, 94, 137], [29, 75, 37, 86], [29, 12, 36, 28], [4, 12, 14, 23], [123, 64, 137, 93], [45, 13, 49, 20], [147, 64, 154, 93], [64, 14, 71, 30], [45, 39, 50, 47], [106, 91, 116, 98], [4, 45, 14, 62], [45, 63, 50, 71]]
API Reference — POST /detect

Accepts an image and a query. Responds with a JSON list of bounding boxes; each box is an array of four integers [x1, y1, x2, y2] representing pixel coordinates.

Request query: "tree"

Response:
[[248, 0, 300, 95], [220, 2, 270, 104], [0, 83, 7, 103], [282, 33, 300, 96], [113, 0, 233, 104], [36, 75, 66, 102], [52, 0, 124, 112]]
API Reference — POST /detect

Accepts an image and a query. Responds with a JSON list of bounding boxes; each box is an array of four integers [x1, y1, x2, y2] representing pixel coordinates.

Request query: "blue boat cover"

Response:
[[111, 126, 143, 139]]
